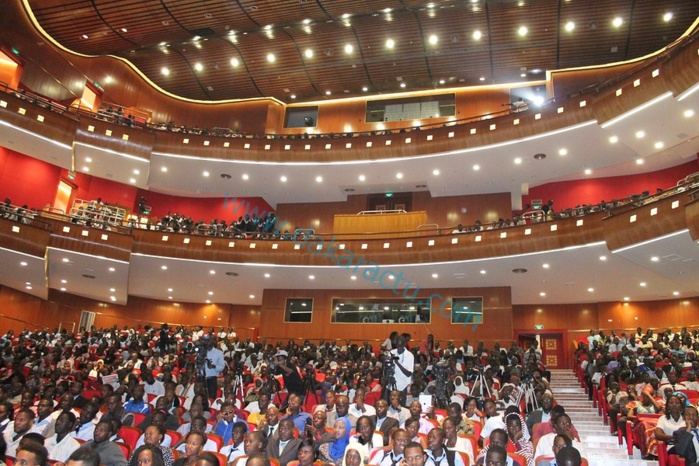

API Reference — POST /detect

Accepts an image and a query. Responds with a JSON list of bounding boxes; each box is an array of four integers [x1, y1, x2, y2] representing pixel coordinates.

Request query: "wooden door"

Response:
[[541, 334, 564, 369]]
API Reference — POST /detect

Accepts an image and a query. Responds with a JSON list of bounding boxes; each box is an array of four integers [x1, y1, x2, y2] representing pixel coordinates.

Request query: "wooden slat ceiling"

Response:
[[24, 0, 699, 102]]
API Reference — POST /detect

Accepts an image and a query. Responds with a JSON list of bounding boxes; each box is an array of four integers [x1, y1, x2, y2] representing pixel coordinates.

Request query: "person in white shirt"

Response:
[[220, 421, 248, 461], [390, 335, 414, 403], [46, 411, 81, 463], [426, 428, 465, 466], [534, 415, 586, 459], [70, 402, 99, 442], [348, 388, 376, 419], [30, 398, 56, 437], [4, 408, 34, 457], [460, 340, 474, 357], [173, 417, 218, 452]]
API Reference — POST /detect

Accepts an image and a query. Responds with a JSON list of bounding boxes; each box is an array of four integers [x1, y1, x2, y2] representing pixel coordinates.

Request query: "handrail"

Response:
[[357, 210, 407, 215]]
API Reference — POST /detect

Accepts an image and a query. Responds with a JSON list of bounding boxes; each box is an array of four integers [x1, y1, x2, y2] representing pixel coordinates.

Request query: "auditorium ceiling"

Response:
[[22, 0, 699, 102]]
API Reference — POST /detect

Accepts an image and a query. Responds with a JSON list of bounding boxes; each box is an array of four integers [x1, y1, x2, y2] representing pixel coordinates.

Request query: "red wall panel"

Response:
[[0, 147, 62, 209]]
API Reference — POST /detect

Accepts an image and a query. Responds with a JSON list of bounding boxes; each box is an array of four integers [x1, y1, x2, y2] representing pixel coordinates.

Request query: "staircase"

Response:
[[548, 369, 658, 466]]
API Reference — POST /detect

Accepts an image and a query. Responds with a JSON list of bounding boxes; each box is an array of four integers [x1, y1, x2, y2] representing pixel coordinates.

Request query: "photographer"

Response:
[[390, 335, 414, 405], [270, 350, 304, 398], [202, 335, 225, 399]]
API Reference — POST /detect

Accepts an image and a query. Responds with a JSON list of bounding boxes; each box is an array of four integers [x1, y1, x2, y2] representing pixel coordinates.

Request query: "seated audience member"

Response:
[[295, 439, 317, 466], [137, 402, 180, 432], [173, 432, 205, 466], [193, 451, 219, 466], [5, 408, 35, 456], [135, 414, 173, 448], [370, 399, 398, 447], [659, 372, 688, 393], [19, 433, 46, 449], [231, 431, 267, 466], [262, 406, 281, 438], [534, 415, 586, 460], [177, 404, 212, 436], [134, 424, 174, 466], [102, 394, 135, 427], [555, 446, 583, 466], [219, 421, 248, 461], [476, 429, 512, 465], [31, 398, 56, 437], [426, 427, 465, 466], [266, 418, 301, 466], [313, 390, 337, 426], [348, 389, 376, 419], [349, 415, 382, 457], [535, 434, 573, 466], [446, 402, 474, 436], [75, 420, 127, 466], [372, 428, 410, 466], [402, 401, 435, 435], [124, 385, 151, 415], [71, 403, 99, 442], [65, 446, 101, 466], [282, 394, 311, 433], [45, 411, 81, 462], [532, 406, 580, 443], [387, 391, 410, 425], [525, 392, 554, 434], [673, 405, 699, 465], [404, 441, 429, 466], [334, 396, 357, 428], [15, 443, 49, 466], [128, 446, 165, 466], [485, 444, 520, 466], [442, 417, 474, 465], [245, 452, 271, 466], [173, 417, 218, 452], [654, 394, 685, 451], [505, 413, 534, 466], [318, 418, 352, 466], [246, 393, 272, 427], [304, 410, 334, 451]]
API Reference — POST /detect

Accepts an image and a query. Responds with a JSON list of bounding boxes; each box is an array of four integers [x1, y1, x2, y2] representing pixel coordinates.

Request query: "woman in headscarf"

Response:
[[505, 412, 534, 466], [318, 418, 351, 466]]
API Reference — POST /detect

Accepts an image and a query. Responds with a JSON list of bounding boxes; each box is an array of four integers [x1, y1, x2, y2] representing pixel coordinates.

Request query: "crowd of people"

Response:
[[0, 324, 603, 466], [578, 327, 699, 461]]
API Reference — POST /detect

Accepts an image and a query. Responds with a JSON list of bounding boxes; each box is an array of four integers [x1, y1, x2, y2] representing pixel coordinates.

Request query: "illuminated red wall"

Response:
[[0, 147, 61, 209], [522, 159, 698, 211]]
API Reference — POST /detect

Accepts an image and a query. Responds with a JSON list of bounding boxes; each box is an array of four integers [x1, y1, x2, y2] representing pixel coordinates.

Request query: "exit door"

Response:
[[541, 334, 564, 369]]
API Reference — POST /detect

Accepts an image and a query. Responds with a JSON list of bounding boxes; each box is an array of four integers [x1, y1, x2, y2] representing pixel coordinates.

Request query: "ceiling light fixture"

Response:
[[304, 49, 313, 58], [344, 44, 354, 54], [473, 30, 482, 40], [612, 17, 623, 28], [564, 21, 575, 32], [161, 67, 170, 76], [386, 39, 395, 49], [267, 53, 276, 63], [428, 35, 438, 45], [230, 58, 239, 67], [663, 12, 673, 22], [518, 26, 528, 36], [280, 175, 287, 182]]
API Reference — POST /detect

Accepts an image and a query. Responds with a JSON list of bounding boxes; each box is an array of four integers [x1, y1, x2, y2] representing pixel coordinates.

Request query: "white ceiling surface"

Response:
[[45, 247, 130, 305], [74, 142, 151, 190], [0, 119, 72, 170], [0, 247, 47, 300], [145, 88, 699, 207]]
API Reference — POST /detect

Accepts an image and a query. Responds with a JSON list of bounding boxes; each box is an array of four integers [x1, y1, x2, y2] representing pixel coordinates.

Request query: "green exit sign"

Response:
[[534, 325, 544, 330]]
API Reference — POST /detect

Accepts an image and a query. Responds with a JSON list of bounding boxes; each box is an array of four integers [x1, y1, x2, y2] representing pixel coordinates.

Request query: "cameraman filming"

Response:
[[203, 334, 225, 399], [390, 335, 414, 405], [270, 350, 304, 399]]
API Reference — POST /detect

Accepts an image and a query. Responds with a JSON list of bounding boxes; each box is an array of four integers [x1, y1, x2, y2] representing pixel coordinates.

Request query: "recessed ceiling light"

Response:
[[344, 44, 354, 54], [325, 90, 331, 95], [161, 166, 168, 172], [280, 175, 287, 182], [673, 291, 680, 296], [20, 261, 27, 266], [663, 12, 673, 22], [168, 296, 173, 300], [439, 79, 445, 84], [129, 178, 136, 184], [85, 157, 92, 163], [209, 270, 216, 275], [82, 166, 90, 172], [428, 35, 438, 45], [587, 288, 594, 292], [315, 176, 323, 183], [109, 288, 116, 292], [194, 63, 203, 72], [60, 288, 66, 292], [520, 73, 526, 78], [542, 263, 549, 269], [388, 275, 395, 280], [362, 86, 368, 92], [431, 273, 438, 278], [518, 26, 528, 37], [396, 172, 403, 179], [473, 30, 482, 40], [62, 258, 70, 263], [264, 273, 271, 278], [651, 256, 659, 262], [350, 275, 357, 280], [636, 158, 644, 165], [609, 135, 618, 143], [564, 21, 575, 32], [654, 141, 664, 149], [558, 148, 568, 156], [109, 267, 115, 272], [230, 58, 239, 67], [514, 157, 522, 165], [267, 53, 276, 63], [612, 17, 623, 28], [205, 300, 211, 304], [304, 49, 313, 58], [432, 169, 440, 176], [161, 265, 168, 270], [386, 38, 395, 49], [400, 83, 406, 88], [584, 169, 592, 175], [309, 275, 315, 280], [479, 76, 485, 81], [82, 34, 89, 39], [203, 171, 210, 177], [249, 294, 255, 299], [640, 282, 647, 287], [539, 292, 546, 297], [473, 164, 480, 171], [167, 288, 173, 292], [133, 169, 140, 175], [359, 175, 366, 181], [684, 109, 695, 118], [480, 270, 486, 275], [635, 130, 645, 138], [110, 296, 116, 301], [208, 291, 214, 296], [290, 94, 296, 99], [623, 296, 630, 301], [121, 28, 127, 33], [161, 67, 170, 76], [61, 279, 67, 284], [242, 174, 249, 180]]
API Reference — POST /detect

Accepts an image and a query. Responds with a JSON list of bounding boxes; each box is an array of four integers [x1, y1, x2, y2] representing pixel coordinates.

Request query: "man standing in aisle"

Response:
[[204, 334, 225, 399], [390, 335, 414, 405]]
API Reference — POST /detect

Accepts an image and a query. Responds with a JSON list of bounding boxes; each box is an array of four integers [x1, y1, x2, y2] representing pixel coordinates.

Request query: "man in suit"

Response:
[[266, 418, 302, 466], [371, 398, 399, 446], [526, 391, 554, 434], [263, 405, 282, 439], [70, 381, 90, 409], [673, 405, 699, 465]]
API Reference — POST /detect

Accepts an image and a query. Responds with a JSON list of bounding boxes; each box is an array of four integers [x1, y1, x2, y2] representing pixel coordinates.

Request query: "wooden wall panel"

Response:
[[0, 217, 51, 257], [686, 196, 699, 242], [413, 192, 513, 229], [550, 63, 638, 99], [259, 286, 512, 346], [276, 195, 367, 233], [597, 298, 699, 334]]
